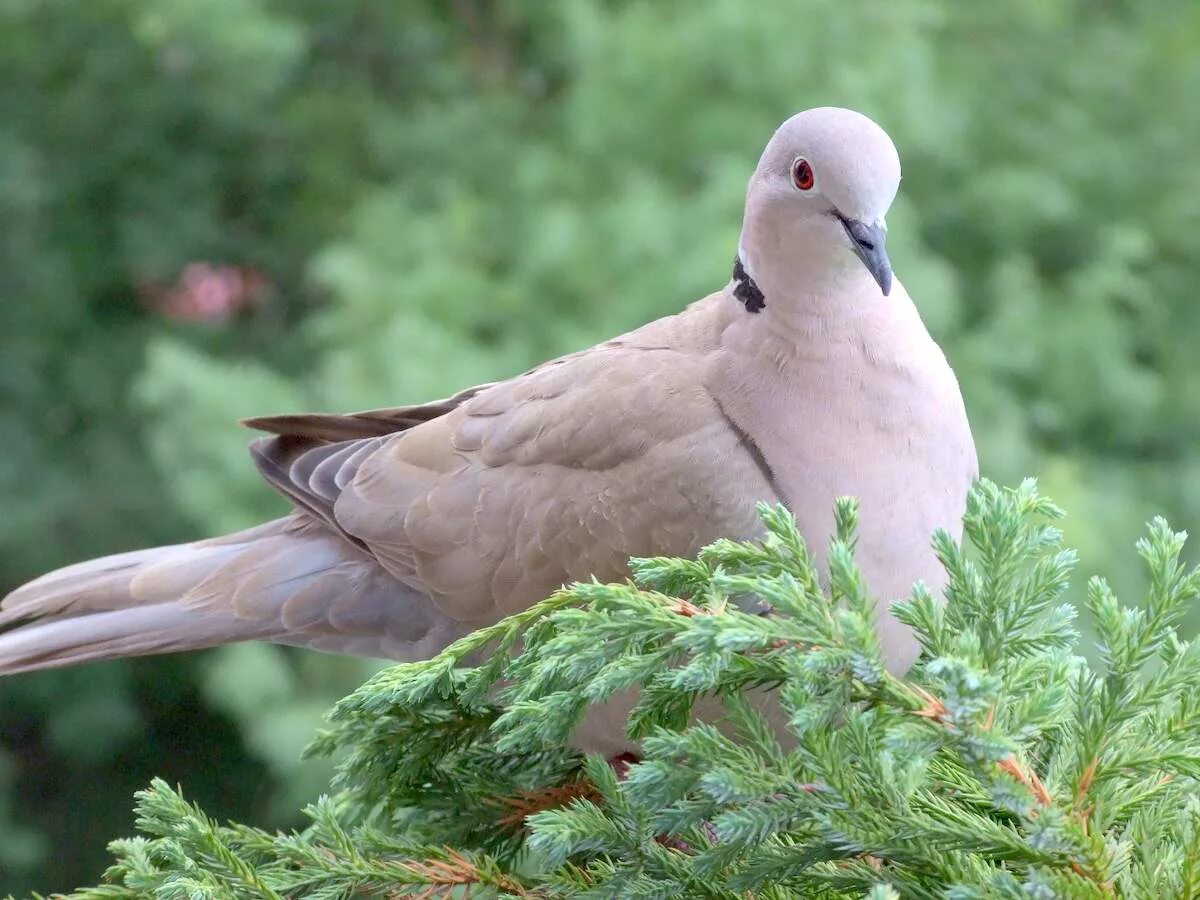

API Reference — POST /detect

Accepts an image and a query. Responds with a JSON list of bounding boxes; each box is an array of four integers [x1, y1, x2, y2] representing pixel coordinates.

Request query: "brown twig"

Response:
[[996, 755, 1052, 807], [982, 705, 996, 730], [394, 848, 532, 897], [1074, 756, 1098, 811], [488, 780, 601, 829], [671, 598, 705, 617], [908, 684, 949, 722]]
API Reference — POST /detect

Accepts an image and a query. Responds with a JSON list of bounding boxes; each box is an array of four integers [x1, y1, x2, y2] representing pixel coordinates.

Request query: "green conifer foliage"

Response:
[[57, 480, 1200, 898]]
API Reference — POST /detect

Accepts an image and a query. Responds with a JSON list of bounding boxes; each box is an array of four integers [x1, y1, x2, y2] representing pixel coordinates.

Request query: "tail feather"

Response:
[[0, 516, 463, 675], [0, 518, 290, 629], [0, 603, 276, 675]]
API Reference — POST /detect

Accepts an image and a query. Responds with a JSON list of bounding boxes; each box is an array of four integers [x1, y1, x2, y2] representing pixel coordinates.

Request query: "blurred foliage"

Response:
[[0, 0, 1197, 893]]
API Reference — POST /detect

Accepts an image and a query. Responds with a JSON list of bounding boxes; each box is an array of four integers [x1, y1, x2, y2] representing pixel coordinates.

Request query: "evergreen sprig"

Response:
[[55, 479, 1200, 898]]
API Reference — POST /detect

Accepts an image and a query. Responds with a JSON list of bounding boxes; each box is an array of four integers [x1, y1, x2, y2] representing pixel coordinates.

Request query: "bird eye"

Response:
[[791, 158, 814, 191]]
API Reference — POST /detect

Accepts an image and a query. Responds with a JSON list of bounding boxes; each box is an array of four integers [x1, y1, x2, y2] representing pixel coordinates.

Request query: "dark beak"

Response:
[[837, 214, 892, 297]]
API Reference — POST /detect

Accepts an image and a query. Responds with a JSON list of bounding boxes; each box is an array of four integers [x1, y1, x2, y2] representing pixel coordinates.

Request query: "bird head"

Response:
[[739, 107, 901, 302]]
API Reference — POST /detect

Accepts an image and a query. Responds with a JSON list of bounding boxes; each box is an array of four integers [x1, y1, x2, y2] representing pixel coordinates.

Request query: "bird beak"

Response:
[[837, 215, 892, 297]]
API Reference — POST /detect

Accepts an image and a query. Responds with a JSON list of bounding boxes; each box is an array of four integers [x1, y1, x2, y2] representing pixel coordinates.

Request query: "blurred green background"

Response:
[[1, 0, 1198, 892]]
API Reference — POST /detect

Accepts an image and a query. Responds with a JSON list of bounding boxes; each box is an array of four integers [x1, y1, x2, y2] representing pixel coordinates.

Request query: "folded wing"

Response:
[[0, 301, 781, 672]]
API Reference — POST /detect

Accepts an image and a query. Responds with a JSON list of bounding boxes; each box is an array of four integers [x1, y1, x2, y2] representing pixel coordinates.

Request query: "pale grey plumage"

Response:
[[0, 109, 976, 746]]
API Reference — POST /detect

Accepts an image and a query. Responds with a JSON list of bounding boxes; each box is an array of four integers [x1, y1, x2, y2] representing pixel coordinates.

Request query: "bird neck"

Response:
[[730, 253, 766, 314], [730, 239, 890, 345]]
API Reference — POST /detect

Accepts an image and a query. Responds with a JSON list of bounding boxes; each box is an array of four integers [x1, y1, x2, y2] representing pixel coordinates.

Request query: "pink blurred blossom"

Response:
[[141, 263, 269, 324]]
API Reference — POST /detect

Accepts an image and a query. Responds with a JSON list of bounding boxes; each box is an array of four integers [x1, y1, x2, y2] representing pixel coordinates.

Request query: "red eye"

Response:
[[791, 158, 814, 191]]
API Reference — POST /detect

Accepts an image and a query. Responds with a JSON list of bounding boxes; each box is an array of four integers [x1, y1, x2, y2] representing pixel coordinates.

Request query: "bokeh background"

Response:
[[2, 0, 1198, 892]]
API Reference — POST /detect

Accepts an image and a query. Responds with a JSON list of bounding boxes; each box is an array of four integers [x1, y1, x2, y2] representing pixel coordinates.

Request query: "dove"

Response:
[[0, 108, 977, 721]]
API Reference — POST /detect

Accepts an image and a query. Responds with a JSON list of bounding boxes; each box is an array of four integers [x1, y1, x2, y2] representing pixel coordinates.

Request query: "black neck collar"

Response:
[[732, 255, 765, 313]]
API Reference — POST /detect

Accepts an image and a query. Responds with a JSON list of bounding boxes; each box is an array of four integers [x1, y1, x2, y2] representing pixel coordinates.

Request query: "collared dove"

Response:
[[0, 109, 977, 719]]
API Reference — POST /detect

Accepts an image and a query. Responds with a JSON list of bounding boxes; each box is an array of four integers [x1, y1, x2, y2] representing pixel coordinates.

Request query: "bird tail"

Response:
[[0, 517, 454, 675]]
